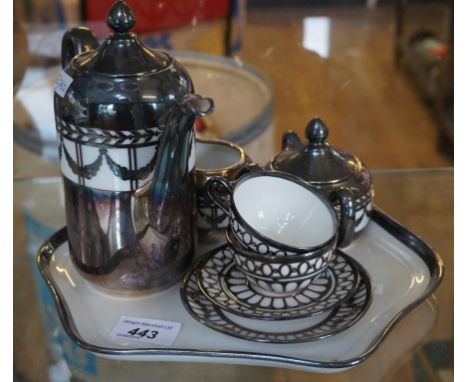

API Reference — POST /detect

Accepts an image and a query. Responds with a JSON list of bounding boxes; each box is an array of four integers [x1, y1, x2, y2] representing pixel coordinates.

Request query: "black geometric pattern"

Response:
[[354, 202, 373, 231], [196, 246, 360, 320], [181, 252, 372, 343], [232, 246, 332, 282], [197, 194, 229, 230], [334, 201, 372, 232], [230, 216, 332, 258], [56, 117, 162, 148], [354, 190, 373, 211]]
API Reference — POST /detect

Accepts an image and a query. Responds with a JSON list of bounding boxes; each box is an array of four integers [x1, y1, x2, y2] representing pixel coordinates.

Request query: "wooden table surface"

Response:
[[239, 5, 452, 169]]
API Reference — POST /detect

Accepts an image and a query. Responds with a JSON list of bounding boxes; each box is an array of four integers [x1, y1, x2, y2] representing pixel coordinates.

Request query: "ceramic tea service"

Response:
[[195, 138, 254, 230], [37, 0, 445, 354], [267, 117, 374, 246], [194, 170, 363, 325]]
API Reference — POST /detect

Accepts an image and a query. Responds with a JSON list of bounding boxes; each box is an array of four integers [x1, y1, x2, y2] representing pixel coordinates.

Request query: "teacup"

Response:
[[206, 170, 352, 256], [195, 138, 254, 230], [226, 229, 333, 296]]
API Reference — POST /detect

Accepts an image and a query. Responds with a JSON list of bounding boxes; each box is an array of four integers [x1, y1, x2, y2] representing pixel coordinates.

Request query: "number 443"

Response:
[[127, 327, 158, 339]]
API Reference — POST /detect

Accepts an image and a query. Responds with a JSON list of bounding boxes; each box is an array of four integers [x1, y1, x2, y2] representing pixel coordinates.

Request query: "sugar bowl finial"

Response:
[[305, 117, 329, 146], [107, 0, 135, 34]]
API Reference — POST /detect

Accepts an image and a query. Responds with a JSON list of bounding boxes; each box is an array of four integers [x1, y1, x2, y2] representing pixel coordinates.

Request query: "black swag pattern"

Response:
[[61, 142, 158, 181]]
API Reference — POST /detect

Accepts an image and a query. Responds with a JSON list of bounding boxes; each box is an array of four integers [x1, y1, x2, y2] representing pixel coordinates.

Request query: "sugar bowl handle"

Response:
[[206, 177, 233, 216], [281, 131, 302, 150], [332, 188, 356, 247]]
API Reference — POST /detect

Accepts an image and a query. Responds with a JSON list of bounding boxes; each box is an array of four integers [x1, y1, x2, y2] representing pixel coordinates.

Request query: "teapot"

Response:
[[54, 0, 213, 294]]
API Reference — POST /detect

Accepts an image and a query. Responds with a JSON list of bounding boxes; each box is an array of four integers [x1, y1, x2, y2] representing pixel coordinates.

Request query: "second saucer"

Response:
[[196, 245, 360, 320]]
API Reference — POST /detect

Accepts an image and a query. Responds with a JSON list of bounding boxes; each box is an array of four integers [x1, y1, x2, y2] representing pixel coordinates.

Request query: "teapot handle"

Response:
[[61, 27, 99, 68], [206, 177, 233, 216], [332, 188, 356, 248]]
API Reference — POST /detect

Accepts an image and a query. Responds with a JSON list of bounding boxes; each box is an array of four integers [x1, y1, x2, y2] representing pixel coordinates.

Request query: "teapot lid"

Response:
[[270, 118, 362, 184], [71, 0, 170, 76]]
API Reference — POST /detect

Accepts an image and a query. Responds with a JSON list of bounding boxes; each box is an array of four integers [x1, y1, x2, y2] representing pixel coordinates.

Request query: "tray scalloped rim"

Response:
[[36, 207, 444, 371]]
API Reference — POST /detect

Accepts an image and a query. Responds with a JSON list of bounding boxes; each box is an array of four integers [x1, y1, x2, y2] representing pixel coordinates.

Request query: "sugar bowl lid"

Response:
[[269, 118, 363, 184]]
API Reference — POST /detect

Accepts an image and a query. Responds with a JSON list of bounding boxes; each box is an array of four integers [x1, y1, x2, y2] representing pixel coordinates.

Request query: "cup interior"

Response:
[[233, 176, 335, 249], [196, 141, 242, 170]]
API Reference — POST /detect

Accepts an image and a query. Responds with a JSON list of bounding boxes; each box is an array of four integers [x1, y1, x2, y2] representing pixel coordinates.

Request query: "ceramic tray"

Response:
[[37, 208, 443, 373]]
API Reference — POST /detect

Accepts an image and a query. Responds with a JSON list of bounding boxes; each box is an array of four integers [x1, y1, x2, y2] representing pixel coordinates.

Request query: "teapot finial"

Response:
[[107, 0, 135, 34], [305, 117, 329, 146]]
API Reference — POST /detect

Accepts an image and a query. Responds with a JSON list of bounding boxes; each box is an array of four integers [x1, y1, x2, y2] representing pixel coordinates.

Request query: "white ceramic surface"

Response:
[[194, 139, 247, 231], [38, 210, 442, 372], [195, 141, 242, 170], [233, 176, 335, 248]]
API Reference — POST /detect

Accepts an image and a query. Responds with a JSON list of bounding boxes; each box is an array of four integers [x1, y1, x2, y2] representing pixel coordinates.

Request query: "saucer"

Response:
[[185, 250, 371, 343], [197, 246, 360, 320]]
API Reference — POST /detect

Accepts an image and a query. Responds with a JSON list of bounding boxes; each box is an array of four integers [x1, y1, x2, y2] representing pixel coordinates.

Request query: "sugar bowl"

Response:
[[267, 117, 374, 246]]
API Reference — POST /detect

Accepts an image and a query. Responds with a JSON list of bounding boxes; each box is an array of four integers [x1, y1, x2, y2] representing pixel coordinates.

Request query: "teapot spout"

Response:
[[130, 92, 213, 284], [132, 93, 213, 233], [147, 93, 213, 218]]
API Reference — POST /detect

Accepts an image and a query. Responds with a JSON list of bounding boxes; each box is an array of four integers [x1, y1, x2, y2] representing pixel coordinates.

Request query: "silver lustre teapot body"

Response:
[[54, 0, 213, 295]]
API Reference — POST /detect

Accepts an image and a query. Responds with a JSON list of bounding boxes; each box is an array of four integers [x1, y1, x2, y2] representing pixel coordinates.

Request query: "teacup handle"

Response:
[[206, 177, 233, 216], [333, 188, 356, 248]]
